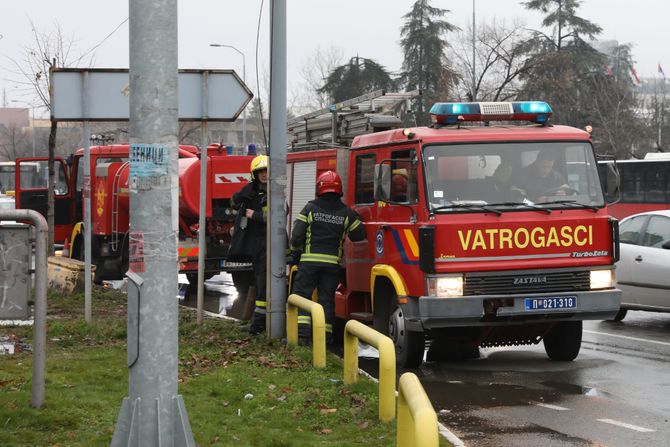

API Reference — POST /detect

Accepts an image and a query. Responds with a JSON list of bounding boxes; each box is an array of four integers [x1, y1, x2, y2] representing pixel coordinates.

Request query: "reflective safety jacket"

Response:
[[290, 193, 366, 265]]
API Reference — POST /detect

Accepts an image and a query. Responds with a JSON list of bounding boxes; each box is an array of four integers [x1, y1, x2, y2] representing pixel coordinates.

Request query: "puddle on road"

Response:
[[446, 412, 594, 447], [542, 380, 613, 399], [424, 380, 564, 411]]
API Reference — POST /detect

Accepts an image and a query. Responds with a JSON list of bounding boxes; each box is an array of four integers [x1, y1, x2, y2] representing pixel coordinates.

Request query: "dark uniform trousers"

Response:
[[294, 262, 339, 342]]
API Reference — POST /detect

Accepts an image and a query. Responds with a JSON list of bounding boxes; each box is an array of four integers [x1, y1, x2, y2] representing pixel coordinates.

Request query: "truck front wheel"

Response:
[[543, 321, 582, 361], [373, 287, 425, 368]]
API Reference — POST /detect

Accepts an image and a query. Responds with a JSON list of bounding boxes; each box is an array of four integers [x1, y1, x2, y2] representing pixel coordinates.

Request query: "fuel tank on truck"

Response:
[[178, 154, 254, 219]]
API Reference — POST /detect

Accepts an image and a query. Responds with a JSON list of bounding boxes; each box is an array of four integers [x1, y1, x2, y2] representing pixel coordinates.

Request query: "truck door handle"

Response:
[[635, 255, 643, 262]]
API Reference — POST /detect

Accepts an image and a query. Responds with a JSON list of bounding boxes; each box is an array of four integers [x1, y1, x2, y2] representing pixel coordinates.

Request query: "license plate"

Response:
[[524, 296, 577, 311]]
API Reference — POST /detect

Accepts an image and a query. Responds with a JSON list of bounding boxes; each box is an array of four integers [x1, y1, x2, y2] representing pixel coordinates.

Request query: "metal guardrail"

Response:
[[0, 209, 48, 408], [286, 293, 326, 368], [397, 372, 439, 447], [343, 320, 396, 422]]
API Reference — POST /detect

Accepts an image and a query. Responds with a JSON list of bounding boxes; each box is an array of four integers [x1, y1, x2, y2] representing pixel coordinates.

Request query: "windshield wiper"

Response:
[[431, 202, 502, 216], [485, 201, 552, 214], [534, 199, 600, 212]]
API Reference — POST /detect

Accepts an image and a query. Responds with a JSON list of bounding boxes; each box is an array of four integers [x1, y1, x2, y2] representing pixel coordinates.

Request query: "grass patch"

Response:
[[0, 287, 447, 446]]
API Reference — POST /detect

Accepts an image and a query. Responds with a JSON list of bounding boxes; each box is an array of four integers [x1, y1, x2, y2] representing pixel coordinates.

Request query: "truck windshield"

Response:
[[423, 142, 604, 212]]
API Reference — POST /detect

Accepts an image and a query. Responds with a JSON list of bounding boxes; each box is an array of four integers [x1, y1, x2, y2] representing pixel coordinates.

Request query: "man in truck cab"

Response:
[[514, 149, 567, 202], [290, 170, 366, 344], [231, 155, 268, 335]]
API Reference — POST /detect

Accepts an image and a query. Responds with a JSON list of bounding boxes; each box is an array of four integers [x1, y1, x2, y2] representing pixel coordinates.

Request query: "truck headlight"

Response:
[[427, 275, 464, 298], [590, 269, 614, 290]]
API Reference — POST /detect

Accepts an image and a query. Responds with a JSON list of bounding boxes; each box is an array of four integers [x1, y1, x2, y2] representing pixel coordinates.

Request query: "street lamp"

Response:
[[210, 43, 247, 149]]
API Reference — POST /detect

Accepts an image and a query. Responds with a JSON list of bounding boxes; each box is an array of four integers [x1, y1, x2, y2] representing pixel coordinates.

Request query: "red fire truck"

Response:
[[14, 144, 255, 293], [287, 96, 621, 367]]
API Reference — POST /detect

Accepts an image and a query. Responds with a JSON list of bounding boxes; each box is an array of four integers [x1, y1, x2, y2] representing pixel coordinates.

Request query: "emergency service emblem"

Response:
[[376, 230, 384, 256]]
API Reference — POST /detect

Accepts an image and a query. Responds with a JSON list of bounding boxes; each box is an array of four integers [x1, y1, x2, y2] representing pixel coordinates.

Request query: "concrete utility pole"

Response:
[[111, 0, 195, 445], [267, 0, 288, 339]]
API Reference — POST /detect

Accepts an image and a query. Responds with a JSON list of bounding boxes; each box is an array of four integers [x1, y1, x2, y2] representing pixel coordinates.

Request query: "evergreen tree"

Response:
[[518, 0, 642, 157], [522, 0, 602, 51], [399, 0, 458, 124], [318, 56, 395, 103]]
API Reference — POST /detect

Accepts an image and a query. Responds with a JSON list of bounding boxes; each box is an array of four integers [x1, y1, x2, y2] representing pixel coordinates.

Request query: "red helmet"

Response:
[[316, 170, 342, 196]]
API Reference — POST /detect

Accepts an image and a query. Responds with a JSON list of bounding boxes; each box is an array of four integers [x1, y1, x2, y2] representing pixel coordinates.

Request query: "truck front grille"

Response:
[[464, 270, 591, 296]]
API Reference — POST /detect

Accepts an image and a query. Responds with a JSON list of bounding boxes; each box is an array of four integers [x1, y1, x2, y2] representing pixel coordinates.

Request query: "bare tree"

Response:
[[0, 123, 31, 161], [586, 74, 643, 159], [7, 22, 81, 252], [293, 45, 344, 114], [450, 19, 533, 101]]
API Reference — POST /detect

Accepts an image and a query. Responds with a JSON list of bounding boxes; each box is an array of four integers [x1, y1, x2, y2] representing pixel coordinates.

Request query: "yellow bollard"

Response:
[[397, 373, 439, 447], [286, 294, 326, 368], [343, 320, 396, 422]]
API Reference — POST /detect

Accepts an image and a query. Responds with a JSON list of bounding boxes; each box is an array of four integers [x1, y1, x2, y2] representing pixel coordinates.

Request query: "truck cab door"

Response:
[[15, 157, 74, 243]]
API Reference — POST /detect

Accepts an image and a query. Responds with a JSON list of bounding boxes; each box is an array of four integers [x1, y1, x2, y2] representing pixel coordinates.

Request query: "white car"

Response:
[[613, 209, 670, 321]]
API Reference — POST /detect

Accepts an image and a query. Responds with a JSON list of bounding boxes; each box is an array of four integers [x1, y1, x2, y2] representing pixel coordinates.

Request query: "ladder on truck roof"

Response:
[[287, 89, 421, 149]]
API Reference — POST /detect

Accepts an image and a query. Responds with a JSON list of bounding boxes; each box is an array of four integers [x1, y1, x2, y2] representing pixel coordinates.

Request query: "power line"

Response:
[[76, 17, 129, 64]]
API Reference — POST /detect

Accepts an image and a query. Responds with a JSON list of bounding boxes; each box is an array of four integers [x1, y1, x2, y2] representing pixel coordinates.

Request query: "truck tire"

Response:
[[610, 308, 628, 322], [389, 305, 425, 368], [373, 287, 424, 368], [543, 321, 582, 361]]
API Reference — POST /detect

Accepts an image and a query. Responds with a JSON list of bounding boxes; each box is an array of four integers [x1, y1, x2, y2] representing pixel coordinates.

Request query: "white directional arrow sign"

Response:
[[51, 68, 253, 122]]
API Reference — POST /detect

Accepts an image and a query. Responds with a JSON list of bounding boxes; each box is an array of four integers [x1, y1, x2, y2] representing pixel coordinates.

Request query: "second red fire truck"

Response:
[[14, 144, 255, 294], [287, 96, 621, 367]]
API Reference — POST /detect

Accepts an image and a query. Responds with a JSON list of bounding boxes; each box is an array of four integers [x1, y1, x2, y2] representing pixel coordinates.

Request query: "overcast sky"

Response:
[[1, 0, 668, 115]]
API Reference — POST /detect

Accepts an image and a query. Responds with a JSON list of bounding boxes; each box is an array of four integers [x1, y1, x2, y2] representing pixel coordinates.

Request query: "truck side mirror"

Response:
[[604, 161, 620, 205], [597, 156, 620, 205], [374, 163, 391, 202]]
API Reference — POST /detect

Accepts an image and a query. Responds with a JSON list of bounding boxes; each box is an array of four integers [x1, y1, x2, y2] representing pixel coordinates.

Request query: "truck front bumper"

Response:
[[402, 288, 621, 331]]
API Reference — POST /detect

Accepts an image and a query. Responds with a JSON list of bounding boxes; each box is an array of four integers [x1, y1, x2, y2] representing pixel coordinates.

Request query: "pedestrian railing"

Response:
[[397, 372, 439, 447], [286, 293, 326, 368], [343, 320, 396, 422]]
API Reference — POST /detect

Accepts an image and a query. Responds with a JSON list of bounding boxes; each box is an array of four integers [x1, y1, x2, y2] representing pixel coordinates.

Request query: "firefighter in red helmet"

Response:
[[290, 170, 366, 344]]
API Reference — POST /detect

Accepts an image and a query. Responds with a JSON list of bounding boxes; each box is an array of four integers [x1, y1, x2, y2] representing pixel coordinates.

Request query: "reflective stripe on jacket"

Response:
[[290, 194, 365, 265]]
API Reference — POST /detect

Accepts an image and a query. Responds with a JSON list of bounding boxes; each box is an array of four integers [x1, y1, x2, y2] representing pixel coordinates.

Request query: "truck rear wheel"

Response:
[[543, 321, 582, 361]]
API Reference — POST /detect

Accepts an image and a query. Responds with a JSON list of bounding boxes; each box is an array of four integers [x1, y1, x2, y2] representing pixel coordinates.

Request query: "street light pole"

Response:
[[472, 0, 477, 102], [210, 43, 247, 149]]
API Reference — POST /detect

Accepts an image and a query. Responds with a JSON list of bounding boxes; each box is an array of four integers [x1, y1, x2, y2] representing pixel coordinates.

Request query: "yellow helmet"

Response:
[[250, 155, 268, 180]]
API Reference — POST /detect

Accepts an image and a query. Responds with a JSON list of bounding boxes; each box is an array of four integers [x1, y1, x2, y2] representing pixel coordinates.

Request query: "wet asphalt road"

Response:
[[186, 274, 670, 447], [412, 312, 670, 447]]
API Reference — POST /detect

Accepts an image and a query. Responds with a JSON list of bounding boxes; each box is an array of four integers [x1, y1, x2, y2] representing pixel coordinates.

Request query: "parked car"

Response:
[[613, 210, 670, 321]]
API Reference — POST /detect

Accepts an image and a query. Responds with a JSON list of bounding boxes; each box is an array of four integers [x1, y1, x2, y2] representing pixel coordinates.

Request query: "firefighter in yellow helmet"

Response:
[[231, 154, 269, 334]]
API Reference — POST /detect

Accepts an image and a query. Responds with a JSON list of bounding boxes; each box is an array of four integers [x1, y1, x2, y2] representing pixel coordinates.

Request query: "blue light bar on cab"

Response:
[[430, 101, 553, 125]]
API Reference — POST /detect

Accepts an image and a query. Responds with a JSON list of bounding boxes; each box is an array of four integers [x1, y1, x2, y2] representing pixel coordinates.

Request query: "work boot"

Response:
[[249, 312, 266, 335]]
